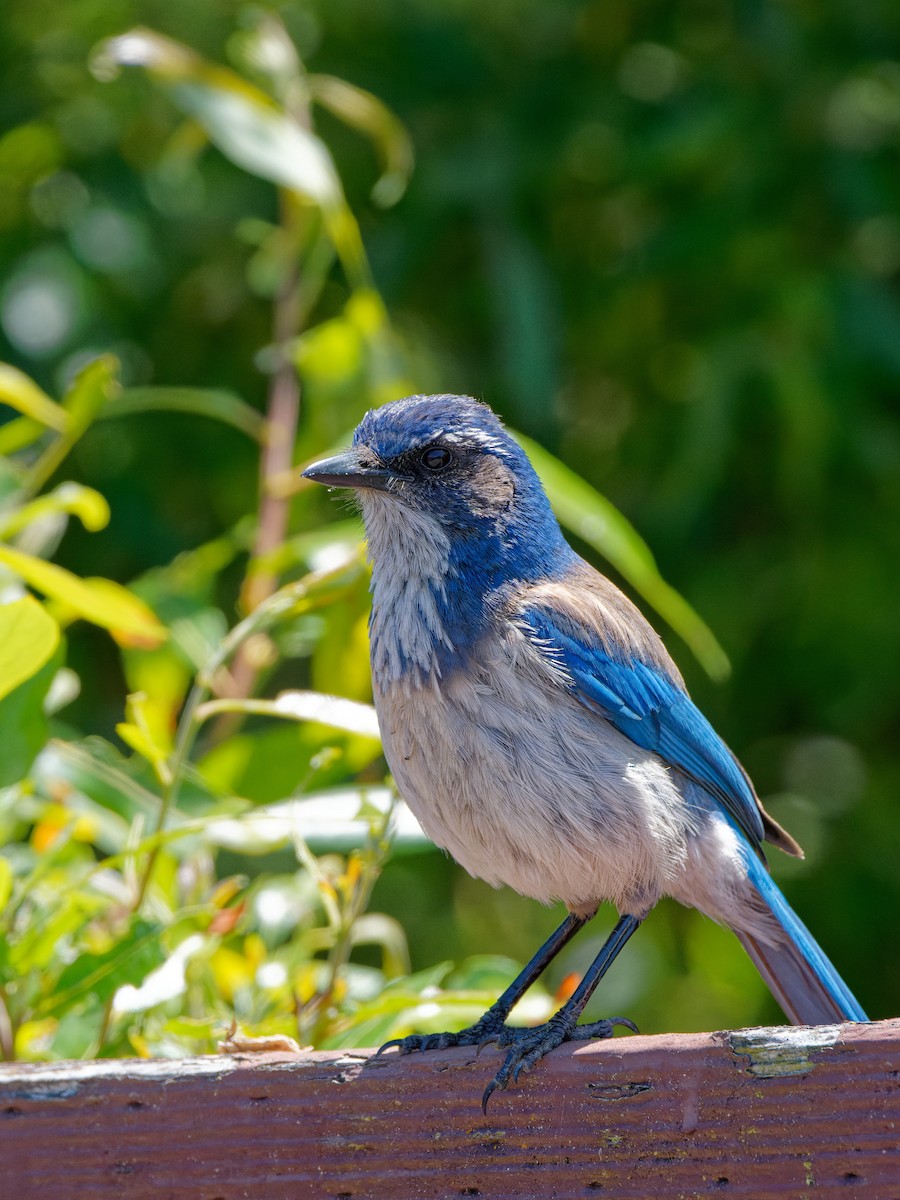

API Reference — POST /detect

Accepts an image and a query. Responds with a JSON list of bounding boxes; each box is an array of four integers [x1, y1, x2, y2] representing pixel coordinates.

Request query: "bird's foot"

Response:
[[480, 1012, 638, 1113], [376, 1004, 637, 1113], [376, 1005, 513, 1057]]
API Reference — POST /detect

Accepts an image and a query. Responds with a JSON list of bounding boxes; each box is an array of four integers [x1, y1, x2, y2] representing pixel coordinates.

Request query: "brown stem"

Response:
[[0, 988, 15, 1061], [226, 205, 304, 709]]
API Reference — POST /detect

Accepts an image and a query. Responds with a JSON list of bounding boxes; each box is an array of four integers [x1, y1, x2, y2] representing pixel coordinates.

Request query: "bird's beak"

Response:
[[301, 450, 399, 492]]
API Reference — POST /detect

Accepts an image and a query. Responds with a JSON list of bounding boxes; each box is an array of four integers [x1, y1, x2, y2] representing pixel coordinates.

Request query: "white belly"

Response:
[[374, 626, 693, 915]]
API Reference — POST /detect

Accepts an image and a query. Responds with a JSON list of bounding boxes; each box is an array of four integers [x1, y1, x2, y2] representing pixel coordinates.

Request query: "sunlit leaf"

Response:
[[109, 386, 265, 442], [0, 544, 167, 648], [348, 912, 409, 978], [196, 690, 380, 738], [116, 722, 166, 775], [95, 29, 342, 209], [116, 692, 173, 785], [0, 415, 45, 456], [113, 932, 205, 1014], [61, 355, 119, 437], [0, 596, 60, 702], [0, 856, 12, 911], [33, 737, 164, 823], [227, 11, 301, 102], [0, 483, 110, 540], [0, 363, 67, 431], [8, 889, 104, 974], [518, 432, 731, 681], [40, 917, 167, 1016], [310, 74, 414, 207], [204, 789, 426, 855]]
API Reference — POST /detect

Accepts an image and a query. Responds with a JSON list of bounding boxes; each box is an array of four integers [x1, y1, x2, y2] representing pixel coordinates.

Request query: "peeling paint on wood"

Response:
[[2, 1018, 899, 1199], [728, 1023, 844, 1077]]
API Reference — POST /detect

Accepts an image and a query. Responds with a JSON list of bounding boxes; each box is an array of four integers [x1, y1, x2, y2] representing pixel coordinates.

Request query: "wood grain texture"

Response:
[[2, 1019, 899, 1199]]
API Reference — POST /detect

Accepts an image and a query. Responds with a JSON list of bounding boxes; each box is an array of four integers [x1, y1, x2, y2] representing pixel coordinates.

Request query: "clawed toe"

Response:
[[376, 1009, 514, 1059], [480, 1013, 637, 1111], [377, 1004, 638, 1112], [376, 1030, 456, 1056], [568, 1015, 638, 1041]]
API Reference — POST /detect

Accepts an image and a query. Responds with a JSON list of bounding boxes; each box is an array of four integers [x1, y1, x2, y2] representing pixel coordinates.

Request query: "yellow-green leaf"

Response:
[[0, 363, 67, 432], [115, 721, 166, 772], [309, 74, 413, 208], [94, 29, 342, 209], [0, 415, 45, 456], [0, 483, 110, 540], [0, 856, 12, 911], [117, 690, 173, 781], [0, 596, 60, 703], [110, 386, 265, 441], [61, 355, 119, 437], [0, 544, 166, 648]]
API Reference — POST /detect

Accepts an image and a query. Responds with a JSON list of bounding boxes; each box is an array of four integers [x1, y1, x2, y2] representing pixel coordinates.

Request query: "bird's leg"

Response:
[[377, 910, 589, 1057], [481, 913, 643, 1112]]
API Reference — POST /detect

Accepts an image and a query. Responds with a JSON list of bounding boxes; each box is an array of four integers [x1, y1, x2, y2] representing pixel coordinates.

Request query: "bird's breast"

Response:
[[373, 624, 691, 913]]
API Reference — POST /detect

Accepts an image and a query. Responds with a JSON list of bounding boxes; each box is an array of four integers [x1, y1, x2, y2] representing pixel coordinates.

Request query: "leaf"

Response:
[[4, 717, 54, 816], [518, 432, 731, 681], [195, 690, 380, 738], [33, 737, 164, 823], [0, 544, 167, 648], [116, 692, 172, 785], [0, 363, 67, 431], [109, 386, 265, 442], [0, 857, 12, 912], [61, 355, 119, 437], [348, 912, 409, 978], [204, 789, 427, 856], [0, 483, 110, 540], [94, 29, 342, 209], [40, 917, 167, 1016], [14, 357, 121, 499], [0, 596, 60, 702], [0, 415, 45, 456], [309, 74, 414, 207]]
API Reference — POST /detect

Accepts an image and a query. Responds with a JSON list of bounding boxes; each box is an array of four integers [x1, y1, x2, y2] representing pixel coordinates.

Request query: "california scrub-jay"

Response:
[[303, 393, 867, 1110]]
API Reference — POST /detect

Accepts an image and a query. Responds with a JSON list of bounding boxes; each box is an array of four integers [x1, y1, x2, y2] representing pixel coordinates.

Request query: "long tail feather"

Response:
[[737, 851, 867, 1024]]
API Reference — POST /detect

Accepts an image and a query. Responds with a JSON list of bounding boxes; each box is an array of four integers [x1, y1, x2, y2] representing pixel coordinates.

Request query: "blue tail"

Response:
[[737, 850, 867, 1024]]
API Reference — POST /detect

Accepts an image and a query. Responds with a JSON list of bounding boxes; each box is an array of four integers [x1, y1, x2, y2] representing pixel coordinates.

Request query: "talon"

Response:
[[475, 1035, 500, 1056], [375, 1038, 404, 1056], [512, 1058, 531, 1084], [481, 1078, 499, 1114]]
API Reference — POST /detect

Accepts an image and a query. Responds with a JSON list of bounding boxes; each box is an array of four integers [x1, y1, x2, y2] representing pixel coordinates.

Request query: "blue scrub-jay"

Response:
[[303, 393, 866, 1110]]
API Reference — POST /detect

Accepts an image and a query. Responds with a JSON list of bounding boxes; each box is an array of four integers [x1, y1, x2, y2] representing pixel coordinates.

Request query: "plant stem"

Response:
[[133, 680, 206, 910], [0, 988, 15, 1060], [305, 796, 396, 1045], [94, 993, 116, 1057], [228, 193, 305, 712]]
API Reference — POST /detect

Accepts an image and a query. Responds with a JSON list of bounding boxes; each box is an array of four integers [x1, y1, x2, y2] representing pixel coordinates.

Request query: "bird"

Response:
[[302, 393, 867, 1111]]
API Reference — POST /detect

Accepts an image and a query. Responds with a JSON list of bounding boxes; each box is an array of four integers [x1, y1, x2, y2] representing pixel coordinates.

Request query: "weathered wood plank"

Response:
[[2, 1019, 899, 1199]]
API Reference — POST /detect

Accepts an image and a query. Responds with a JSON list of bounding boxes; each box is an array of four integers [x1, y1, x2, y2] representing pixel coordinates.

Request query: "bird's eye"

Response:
[[421, 446, 452, 472]]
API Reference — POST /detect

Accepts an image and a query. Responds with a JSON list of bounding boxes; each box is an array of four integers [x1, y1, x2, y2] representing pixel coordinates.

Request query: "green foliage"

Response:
[[0, 0, 896, 1066], [0, 11, 564, 1063]]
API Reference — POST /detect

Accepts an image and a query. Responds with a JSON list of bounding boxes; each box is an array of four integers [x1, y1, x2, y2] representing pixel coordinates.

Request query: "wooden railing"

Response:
[[3, 1018, 899, 1198]]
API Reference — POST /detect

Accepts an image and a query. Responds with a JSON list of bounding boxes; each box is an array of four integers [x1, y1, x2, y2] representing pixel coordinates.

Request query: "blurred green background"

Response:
[[0, 0, 898, 1060]]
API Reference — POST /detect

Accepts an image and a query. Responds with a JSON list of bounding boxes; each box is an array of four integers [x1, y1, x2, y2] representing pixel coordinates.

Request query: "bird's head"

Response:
[[303, 394, 570, 587]]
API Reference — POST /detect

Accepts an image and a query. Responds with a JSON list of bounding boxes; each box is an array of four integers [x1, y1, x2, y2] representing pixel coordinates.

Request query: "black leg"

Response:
[[377, 910, 589, 1057], [481, 913, 643, 1112]]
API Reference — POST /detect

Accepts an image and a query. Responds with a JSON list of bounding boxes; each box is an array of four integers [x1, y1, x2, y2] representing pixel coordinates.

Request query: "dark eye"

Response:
[[421, 446, 452, 472]]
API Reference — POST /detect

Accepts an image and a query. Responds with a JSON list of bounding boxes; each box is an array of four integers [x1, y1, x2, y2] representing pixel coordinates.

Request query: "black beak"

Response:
[[301, 450, 400, 492]]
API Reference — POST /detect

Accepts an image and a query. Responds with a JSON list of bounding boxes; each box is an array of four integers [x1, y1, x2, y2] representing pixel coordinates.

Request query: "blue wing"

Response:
[[522, 606, 766, 850]]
